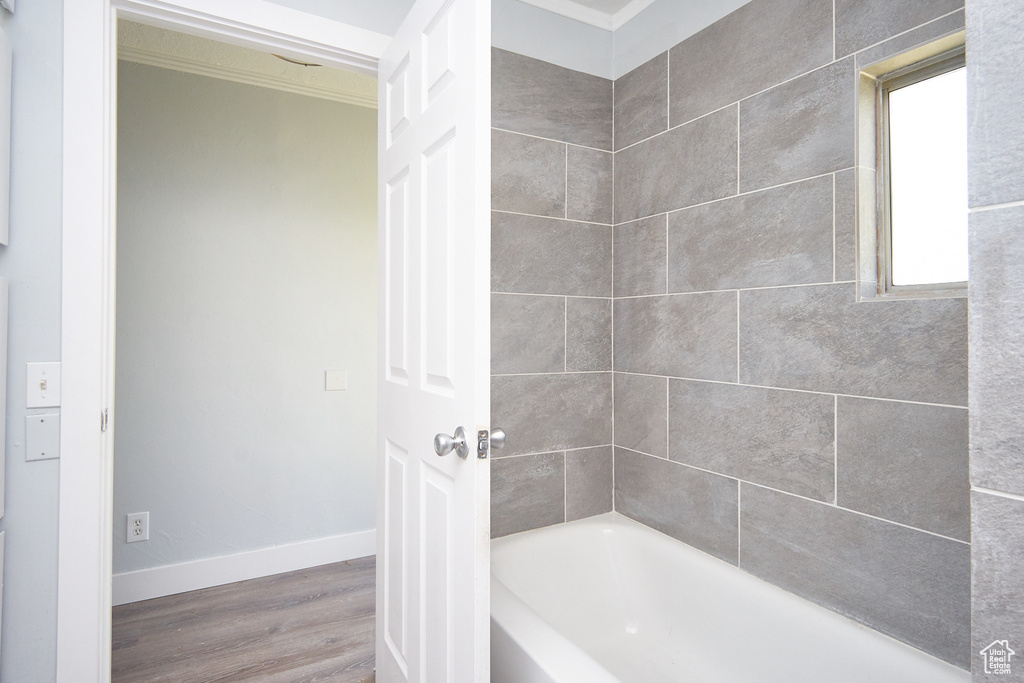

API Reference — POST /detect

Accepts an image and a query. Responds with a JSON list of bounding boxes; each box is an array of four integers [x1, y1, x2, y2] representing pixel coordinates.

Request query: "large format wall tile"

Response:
[[833, 169, 858, 282], [741, 484, 970, 668], [491, 293, 565, 375], [492, 212, 612, 297], [836, 0, 963, 58], [969, 206, 1024, 496], [614, 292, 738, 381], [837, 396, 969, 540], [567, 146, 613, 224], [614, 52, 667, 150], [968, 1, 1024, 207], [492, 48, 613, 150], [739, 283, 968, 405], [854, 9, 965, 68], [614, 373, 668, 458], [668, 0, 832, 126], [614, 215, 667, 297], [739, 59, 856, 192], [667, 175, 834, 292], [566, 297, 611, 372], [491, 452, 565, 538], [972, 492, 1024, 678], [566, 446, 613, 522], [492, 373, 612, 456], [670, 381, 835, 501], [614, 107, 737, 223], [615, 448, 739, 564], [492, 130, 566, 218]]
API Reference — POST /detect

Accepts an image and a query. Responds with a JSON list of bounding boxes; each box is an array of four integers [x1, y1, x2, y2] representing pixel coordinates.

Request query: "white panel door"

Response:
[[376, 0, 490, 681]]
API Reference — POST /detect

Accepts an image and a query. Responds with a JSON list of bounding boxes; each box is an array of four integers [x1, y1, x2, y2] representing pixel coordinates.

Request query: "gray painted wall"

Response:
[[489, 48, 614, 537], [114, 62, 377, 575], [0, 0, 64, 679], [967, 0, 1024, 679]]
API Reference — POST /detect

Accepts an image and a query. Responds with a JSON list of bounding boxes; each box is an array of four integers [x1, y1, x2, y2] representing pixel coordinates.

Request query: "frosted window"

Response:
[[887, 66, 968, 286]]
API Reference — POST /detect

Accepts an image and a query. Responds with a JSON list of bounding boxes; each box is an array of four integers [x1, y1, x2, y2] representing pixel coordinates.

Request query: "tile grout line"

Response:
[[492, 208, 615, 227], [494, 291, 614, 301], [616, 169, 850, 225], [970, 198, 1024, 213], [833, 395, 839, 506], [614, 279, 859, 300], [608, 371, 968, 409], [972, 486, 1024, 504], [491, 126, 612, 153], [665, 376, 670, 462], [494, 445, 616, 460], [737, 482, 742, 568], [664, 213, 669, 294], [832, 172, 838, 282], [735, 290, 741, 383], [606, 76, 614, 511], [494, 370, 614, 377], [832, 0, 836, 62], [563, 297, 568, 372]]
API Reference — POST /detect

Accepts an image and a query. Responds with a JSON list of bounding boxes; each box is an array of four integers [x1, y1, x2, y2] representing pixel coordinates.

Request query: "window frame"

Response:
[[876, 46, 967, 298]]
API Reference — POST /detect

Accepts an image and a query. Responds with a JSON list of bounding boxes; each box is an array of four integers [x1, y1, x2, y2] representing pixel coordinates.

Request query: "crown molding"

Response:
[[117, 21, 377, 109], [514, 0, 655, 31]]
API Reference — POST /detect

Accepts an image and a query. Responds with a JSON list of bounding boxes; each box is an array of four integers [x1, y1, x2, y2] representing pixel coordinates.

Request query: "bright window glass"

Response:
[[887, 65, 968, 286]]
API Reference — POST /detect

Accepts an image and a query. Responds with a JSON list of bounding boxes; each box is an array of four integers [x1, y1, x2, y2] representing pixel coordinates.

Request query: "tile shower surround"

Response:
[[490, 0, 971, 671], [967, 0, 1024, 679]]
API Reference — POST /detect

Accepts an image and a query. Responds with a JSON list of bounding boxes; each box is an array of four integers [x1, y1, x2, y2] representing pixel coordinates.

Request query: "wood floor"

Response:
[[112, 557, 376, 683]]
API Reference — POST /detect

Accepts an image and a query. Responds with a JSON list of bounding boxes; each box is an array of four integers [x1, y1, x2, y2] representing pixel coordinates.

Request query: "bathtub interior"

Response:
[[491, 513, 970, 683]]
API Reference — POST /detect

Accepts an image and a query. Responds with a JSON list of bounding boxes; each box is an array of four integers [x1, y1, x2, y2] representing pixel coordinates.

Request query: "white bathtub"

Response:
[[490, 513, 969, 683]]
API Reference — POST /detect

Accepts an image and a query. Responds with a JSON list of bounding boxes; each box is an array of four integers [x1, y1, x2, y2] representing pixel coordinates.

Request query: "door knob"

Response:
[[490, 428, 506, 450], [434, 426, 469, 459]]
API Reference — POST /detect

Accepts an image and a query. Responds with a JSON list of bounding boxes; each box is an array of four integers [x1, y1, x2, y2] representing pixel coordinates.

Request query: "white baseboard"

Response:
[[112, 529, 376, 606]]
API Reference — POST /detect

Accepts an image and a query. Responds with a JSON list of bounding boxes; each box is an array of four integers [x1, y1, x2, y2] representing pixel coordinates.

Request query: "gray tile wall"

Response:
[[611, 0, 969, 669], [968, 0, 1024, 678], [490, 48, 614, 539]]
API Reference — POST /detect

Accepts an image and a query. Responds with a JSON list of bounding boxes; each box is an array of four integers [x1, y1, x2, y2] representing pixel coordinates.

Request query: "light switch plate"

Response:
[[25, 413, 60, 461], [325, 370, 347, 391], [27, 362, 61, 408]]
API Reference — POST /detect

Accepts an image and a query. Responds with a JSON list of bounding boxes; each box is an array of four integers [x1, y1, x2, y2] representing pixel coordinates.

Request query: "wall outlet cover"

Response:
[[126, 512, 149, 543]]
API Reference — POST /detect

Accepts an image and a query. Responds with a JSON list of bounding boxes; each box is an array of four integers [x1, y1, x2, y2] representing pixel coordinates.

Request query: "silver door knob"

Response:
[[434, 426, 469, 459], [490, 428, 507, 450]]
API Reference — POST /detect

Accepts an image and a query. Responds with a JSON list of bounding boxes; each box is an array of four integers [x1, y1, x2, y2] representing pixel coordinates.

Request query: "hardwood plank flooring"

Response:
[[112, 557, 376, 683]]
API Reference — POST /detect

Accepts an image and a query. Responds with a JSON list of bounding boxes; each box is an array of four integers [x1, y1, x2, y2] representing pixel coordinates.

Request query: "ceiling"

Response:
[[516, 0, 657, 30]]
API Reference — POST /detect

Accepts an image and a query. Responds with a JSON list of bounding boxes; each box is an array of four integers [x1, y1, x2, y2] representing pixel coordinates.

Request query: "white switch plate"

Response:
[[25, 413, 60, 461], [27, 362, 61, 408], [325, 370, 347, 391]]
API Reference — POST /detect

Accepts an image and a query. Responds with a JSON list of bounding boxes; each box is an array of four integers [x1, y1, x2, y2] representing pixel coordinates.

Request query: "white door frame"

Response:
[[58, 2, 388, 680]]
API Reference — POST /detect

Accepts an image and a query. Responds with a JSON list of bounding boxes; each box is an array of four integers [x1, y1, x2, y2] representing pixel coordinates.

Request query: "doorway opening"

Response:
[[110, 20, 378, 680]]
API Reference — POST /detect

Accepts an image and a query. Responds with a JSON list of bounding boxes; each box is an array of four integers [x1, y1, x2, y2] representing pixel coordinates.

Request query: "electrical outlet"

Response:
[[126, 512, 149, 543]]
